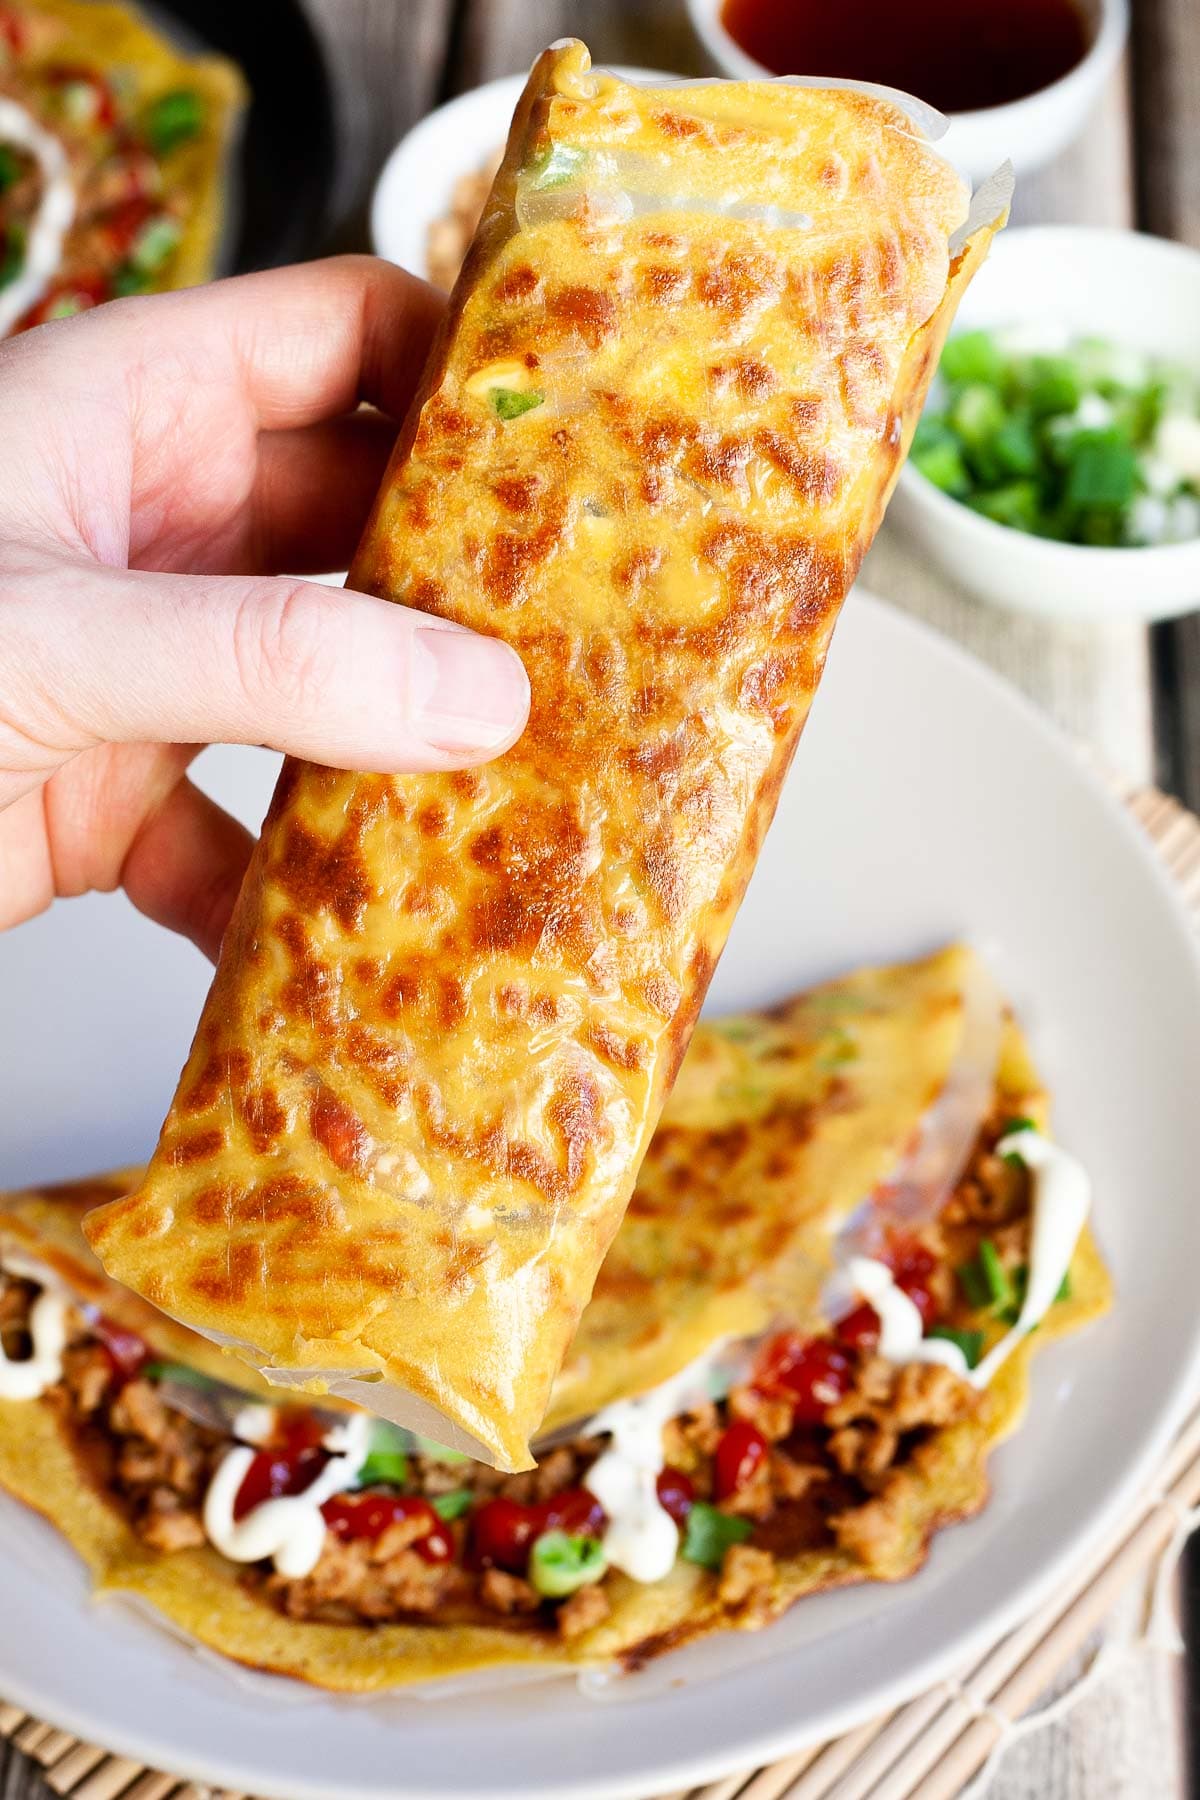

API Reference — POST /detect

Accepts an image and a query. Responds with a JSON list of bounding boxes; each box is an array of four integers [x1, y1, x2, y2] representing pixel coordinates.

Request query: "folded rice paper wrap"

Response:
[[0, 949, 1111, 1691], [84, 40, 1005, 1470]]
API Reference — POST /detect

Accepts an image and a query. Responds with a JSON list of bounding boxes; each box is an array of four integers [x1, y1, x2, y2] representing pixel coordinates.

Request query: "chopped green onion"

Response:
[[356, 1449, 409, 1488], [143, 1360, 219, 1388], [978, 1239, 1015, 1310], [939, 329, 1005, 388], [526, 143, 586, 191], [129, 216, 182, 275], [0, 224, 25, 290], [1003, 1116, 1038, 1137], [431, 1488, 475, 1521], [144, 89, 205, 156], [1065, 433, 1138, 509], [949, 382, 1007, 449], [111, 264, 152, 298], [956, 1256, 993, 1311], [491, 387, 543, 421], [681, 1502, 752, 1571], [1057, 1269, 1072, 1302], [816, 1028, 858, 1071], [528, 1530, 607, 1597], [927, 1326, 984, 1369], [0, 146, 19, 193]]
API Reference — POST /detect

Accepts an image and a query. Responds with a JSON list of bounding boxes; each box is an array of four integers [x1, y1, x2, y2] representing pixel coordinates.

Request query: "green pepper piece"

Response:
[[939, 330, 1005, 388], [913, 439, 971, 498], [144, 89, 205, 156], [926, 1326, 984, 1369], [0, 146, 20, 194], [1026, 358, 1082, 419], [992, 413, 1039, 477], [431, 1488, 475, 1521], [967, 481, 1042, 534], [528, 1530, 607, 1597], [143, 1360, 220, 1388], [1065, 433, 1138, 510], [949, 382, 1007, 449], [356, 1448, 409, 1488], [0, 223, 25, 290], [978, 1239, 1016, 1311], [491, 387, 543, 421], [681, 1502, 752, 1571]]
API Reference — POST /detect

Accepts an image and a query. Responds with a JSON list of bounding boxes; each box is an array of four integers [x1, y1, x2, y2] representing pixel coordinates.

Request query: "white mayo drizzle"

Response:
[[0, 1252, 72, 1401], [842, 1257, 969, 1372], [202, 1410, 371, 1579], [837, 1131, 1091, 1388], [0, 98, 76, 335], [584, 1339, 744, 1584]]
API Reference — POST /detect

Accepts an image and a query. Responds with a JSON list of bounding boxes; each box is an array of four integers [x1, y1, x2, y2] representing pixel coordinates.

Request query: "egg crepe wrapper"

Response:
[[0, 951, 1110, 1690], [84, 41, 1006, 1472], [7, 0, 246, 292]]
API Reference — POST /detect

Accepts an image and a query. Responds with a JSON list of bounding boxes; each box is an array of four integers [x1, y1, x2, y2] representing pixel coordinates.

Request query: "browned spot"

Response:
[[238, 1086, 288, 1154], [439, 975, 469, 1029], [355, 957, 382, 984], [546, 284, 618, 348], [276, 913, 339, 1036], [587, 1024, 646, 1073], [685, 432, 753, 488], [653, 108, 703, 138], [180, 1046, 250, 1114], [696, 251, 779, 320], [417, 802, 449, 837], [407, 575, 446, 613], [272, 822, 372, 933], [310, 1089, 371, 1177], [481, 507, 565, 607], [491, 474, 540, 515], [642, 835, 687, 924], [166, 1128, 224, 1166], [754, 429, 842, 504], [345, 1024, 409, 1106], [449, 768, 487, 802], [641, 265, 689, 305], [614, 545, 663, 595], [194, 1239, 267, 1306], [642, 972, 681, 1018]]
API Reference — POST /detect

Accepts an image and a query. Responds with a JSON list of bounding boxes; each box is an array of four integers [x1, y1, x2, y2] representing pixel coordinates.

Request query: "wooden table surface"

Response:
[[4, 2, 1199, 1797]]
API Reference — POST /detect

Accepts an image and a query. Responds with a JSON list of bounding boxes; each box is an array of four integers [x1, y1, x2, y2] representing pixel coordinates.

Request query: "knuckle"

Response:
[[233, 580, 332, 720]]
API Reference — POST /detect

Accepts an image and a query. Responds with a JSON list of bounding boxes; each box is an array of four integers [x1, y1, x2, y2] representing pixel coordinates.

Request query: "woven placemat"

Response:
[[4, 782, 1200, 1800]]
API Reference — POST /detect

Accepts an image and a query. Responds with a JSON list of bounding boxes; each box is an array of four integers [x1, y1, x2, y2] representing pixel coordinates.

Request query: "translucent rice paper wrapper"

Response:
[[81, 39, 1010, 1484]]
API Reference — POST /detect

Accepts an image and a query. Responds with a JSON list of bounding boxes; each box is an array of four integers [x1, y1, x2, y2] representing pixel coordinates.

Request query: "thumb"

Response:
[[1, 555, 530, 789]]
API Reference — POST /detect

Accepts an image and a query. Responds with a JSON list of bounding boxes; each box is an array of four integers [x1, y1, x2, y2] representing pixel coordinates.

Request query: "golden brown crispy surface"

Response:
[[85, 41, 995, 1470]]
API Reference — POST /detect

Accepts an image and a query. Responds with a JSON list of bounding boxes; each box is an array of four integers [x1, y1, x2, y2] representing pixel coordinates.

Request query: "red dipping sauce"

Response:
[[718, 0, 1091, 114]]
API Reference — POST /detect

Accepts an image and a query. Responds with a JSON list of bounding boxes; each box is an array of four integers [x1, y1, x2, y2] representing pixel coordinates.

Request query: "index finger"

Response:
[[6, 254, 446, 433]]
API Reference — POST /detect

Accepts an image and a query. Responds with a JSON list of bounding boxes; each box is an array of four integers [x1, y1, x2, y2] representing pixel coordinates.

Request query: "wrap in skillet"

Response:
[[4, 950, 1109, 1688], [0, 0, 245, 335], [84, 42, 1006, 1469]]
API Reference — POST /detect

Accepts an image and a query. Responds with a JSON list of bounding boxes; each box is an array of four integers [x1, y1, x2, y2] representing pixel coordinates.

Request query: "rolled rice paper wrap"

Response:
[[85, 40, 1004, 1469]]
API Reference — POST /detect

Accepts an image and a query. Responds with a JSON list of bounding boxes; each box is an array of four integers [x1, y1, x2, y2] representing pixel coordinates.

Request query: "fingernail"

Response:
[[410, 625, 530, 754]]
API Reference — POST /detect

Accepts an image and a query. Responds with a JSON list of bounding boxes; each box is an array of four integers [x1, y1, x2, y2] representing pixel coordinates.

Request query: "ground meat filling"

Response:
[[0, 1110, 1039, 1634]]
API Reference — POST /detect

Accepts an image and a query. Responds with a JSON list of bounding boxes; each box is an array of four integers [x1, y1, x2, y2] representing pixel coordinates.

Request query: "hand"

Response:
[[0, 256, 530, 958]]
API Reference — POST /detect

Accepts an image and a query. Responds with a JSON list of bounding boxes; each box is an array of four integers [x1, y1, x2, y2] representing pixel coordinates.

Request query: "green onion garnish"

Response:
[[431, 1488, 474, 1522], [978, 1239, 1015, 1310], [526, 143, 586, 191], [0, 146, 20, 194], [681, 1502, 752, 1571], [356, 1448, 409, 1489], [128, 216, 182, 275], [144, 89, 205, 156], [528, 1530, 607, 1597], [956, 1256, 992, 1311], [927, 1325, 984, 1370], [0, 224, 25, 291], [491, 387, 543, 421], [143, 1360, 220, 1389]]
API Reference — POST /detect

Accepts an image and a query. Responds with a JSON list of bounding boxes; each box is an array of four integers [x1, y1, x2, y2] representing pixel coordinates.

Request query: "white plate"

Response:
[[3, 593, 1200, 1799]]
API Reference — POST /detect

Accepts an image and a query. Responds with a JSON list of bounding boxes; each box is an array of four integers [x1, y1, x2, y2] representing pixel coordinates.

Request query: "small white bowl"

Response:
[[889, 226, 1200, 623], [371, 67, 674, 281], [684, 0, 1128, 182]]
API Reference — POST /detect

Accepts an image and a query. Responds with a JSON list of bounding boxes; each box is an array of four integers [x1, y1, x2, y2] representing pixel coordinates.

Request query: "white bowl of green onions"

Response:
[[892, 226, 1200, 621]]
